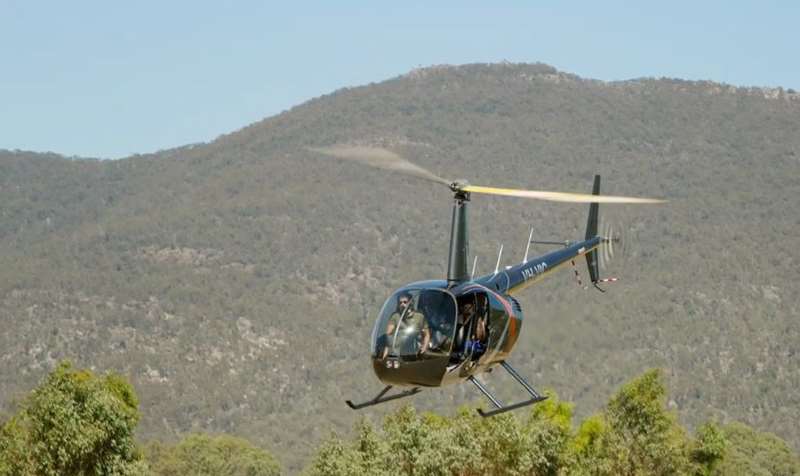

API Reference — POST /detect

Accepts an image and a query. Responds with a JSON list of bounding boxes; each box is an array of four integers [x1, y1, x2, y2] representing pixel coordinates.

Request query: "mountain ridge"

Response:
[[3, 62, 798, 161]]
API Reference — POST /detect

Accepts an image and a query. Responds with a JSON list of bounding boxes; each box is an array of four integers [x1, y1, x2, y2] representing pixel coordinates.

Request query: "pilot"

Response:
[[382, 292, 430, 359]]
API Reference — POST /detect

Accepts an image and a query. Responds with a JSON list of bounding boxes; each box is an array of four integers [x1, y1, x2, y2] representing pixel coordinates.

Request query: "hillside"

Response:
[[1, 62, 799, 471]]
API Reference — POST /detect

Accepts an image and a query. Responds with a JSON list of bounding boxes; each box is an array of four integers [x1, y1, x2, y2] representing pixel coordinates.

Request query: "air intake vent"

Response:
[[507, 295, 523, 314]]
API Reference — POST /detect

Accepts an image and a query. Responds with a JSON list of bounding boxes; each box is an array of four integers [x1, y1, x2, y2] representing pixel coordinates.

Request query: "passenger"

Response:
[[471, 301, 488, 359], [458, 301, 475, 326], [474, 297, 488, 343], [382, 292, 430, 359], [457, 299, 487, 360]]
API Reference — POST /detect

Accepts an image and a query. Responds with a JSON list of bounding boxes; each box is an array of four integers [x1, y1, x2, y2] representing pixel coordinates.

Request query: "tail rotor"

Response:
[[599, 221, 621, 269]]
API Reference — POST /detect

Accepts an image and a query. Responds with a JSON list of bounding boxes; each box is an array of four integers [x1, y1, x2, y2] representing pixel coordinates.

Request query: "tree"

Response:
[[145, 433, 280, 476], [691, 422, 726, 476], [308, 409, 483, 476], [305, 370, 744, 476], [602, 368, 693, 475], [307, 432, 374, 476], [0, 361, 147, 475], [712, 422, 800, 476]]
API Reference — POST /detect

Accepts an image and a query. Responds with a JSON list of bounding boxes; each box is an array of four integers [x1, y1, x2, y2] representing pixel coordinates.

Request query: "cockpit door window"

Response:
[[372, 288, 457, 361]]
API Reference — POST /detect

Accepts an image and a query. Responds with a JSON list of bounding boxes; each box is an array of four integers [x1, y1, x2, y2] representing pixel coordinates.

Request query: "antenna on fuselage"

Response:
[[471, 255, 478, 280], [523, 227, 534, 263], [493, 244, 504, 274]]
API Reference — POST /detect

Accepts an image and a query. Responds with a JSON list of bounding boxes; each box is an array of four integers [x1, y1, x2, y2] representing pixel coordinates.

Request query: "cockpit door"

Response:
[[371, 288, 457, 387]]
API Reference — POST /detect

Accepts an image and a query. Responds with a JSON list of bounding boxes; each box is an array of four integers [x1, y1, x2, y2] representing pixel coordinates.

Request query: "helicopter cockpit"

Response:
[[371, 287, 458, 386]]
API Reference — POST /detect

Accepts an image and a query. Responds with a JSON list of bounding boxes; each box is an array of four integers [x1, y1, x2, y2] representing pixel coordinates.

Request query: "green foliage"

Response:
[[712, 422, 800, 476], [308, 437, 366, 476], [145, 433, 281, 476], [570, 414, 615, 475], [0, 360, 280, 475], [607, 369, 671, 437], [306, 370, 795, 476], [525, 393, 574, 475], [604, 369, 693, 475], [570, 370, 727, 476], [691, 422, 726, 475], [308, 393, 574, 476], [0, 361, 147, 475]]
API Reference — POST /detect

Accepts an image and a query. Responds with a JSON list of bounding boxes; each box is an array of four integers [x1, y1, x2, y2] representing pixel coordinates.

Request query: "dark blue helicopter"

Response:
[[311, 146, 664, 416]]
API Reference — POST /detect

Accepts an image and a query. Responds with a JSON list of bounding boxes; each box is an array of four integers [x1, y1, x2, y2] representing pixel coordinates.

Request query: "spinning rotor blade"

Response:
[[309, 145, 666, 203], [598, 218, 631, 273], [600, 223, 611, 269], [461, 185, 666, 204], [608, 224, 615, 258], [600, 222, 619, 269], [307, 145, 451, 187]]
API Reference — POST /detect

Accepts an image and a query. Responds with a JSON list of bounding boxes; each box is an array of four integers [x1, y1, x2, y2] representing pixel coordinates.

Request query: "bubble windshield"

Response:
[[371, 288, 457, 360]]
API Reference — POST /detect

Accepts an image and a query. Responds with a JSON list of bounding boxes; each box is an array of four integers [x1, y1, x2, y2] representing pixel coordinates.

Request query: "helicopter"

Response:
[[310, 146, 665, 417]]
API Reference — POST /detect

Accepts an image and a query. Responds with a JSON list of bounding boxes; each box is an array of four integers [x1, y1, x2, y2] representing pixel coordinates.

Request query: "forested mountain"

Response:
[[1, 63, 798, 471]]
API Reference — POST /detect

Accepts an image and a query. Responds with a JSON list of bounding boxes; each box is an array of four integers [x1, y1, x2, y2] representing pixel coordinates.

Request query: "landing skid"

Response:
[[470, 361, 548, 417], [346, 385, 422, 410]]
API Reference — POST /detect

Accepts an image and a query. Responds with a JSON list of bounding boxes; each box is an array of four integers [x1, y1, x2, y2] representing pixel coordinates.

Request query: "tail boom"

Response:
[[477, 236, 603, 295]]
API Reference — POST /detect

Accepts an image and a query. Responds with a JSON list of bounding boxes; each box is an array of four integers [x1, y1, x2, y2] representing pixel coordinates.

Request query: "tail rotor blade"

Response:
[[609, 225, 615, 259], [599, 241, 607, 269], [601, 223, 611, 268]]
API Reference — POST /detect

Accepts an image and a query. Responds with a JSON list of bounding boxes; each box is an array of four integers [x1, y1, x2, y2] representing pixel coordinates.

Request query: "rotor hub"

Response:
[[451, 182, 471, 201], [450, 179, 470, 196]]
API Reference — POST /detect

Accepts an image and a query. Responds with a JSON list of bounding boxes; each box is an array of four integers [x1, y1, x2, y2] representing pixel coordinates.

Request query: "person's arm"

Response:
[[386, 313, 398, 335], [476, 317, 486, 342], [420, 326, 430, 355]]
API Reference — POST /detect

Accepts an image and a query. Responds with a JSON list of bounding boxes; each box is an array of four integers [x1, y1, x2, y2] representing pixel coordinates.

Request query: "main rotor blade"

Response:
[[461, 185, 666, 204], [307, 145, 451, 187]]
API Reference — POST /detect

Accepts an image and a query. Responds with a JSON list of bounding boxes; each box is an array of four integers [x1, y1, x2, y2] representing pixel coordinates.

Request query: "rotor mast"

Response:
[[447, 186, 471, 286]]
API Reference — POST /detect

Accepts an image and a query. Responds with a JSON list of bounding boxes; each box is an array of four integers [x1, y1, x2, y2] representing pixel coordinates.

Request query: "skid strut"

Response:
[[346, 385, 422, 410], [470, 361, 548, 417]]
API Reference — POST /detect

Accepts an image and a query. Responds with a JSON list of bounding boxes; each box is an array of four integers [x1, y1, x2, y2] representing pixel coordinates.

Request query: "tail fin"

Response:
[[584, 175, 600, 284]]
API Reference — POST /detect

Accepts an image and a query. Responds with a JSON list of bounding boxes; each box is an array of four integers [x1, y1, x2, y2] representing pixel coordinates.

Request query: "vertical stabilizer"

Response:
[[584, 175, 600, 284]]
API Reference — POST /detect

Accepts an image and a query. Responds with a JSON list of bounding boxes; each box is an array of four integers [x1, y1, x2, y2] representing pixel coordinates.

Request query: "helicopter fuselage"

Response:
[[370, 235, 603, 388]]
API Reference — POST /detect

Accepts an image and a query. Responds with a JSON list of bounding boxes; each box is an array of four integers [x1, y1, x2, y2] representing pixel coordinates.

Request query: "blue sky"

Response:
[[1, 1, 798, 158]]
